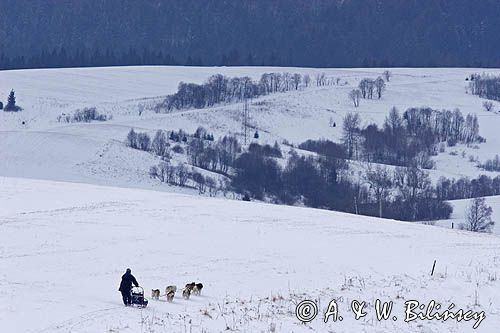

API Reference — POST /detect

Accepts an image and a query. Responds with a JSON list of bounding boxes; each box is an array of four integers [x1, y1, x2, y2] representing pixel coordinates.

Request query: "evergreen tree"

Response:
[[5, 89, 20, 111]]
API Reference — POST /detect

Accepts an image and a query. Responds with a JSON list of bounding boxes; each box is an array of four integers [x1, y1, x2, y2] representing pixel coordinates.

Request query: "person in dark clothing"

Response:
[[118, 268, 139, 306]]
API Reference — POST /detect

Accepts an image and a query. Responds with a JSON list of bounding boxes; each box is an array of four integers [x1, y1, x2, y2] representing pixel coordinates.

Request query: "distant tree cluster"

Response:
[[57, 107, 109, 123], [469, 73, 500, 101], [248, 142, 282, 158], [233, 139, 451, 221], [358, 77, 386, 99], [127, 126, 242, 176], [159, 72, 308, 111], [187, 133, 242, 174], [342, 107, 482, 168], [480, 155, 500, 172], [129, 126, 455, 222], [0, 48, 179, 70], [436, 174, 500, 201], [149, 161, 221, 196], [298, 139, 347, 161], [348, 76, 386, 107]]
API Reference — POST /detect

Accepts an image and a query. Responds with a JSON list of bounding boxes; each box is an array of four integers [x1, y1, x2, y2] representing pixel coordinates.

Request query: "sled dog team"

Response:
[[151, 282, 204, 302]]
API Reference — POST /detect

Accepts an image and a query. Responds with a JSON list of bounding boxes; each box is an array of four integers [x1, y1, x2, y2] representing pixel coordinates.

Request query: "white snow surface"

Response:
[[2, 176, 500, 332], [1, 66, 500, 332]]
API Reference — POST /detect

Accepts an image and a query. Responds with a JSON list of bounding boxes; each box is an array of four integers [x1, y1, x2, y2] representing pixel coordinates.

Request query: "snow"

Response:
[[1, 66, 500, 190], [1, 65, 500, 332], [435, 196, 500, 234], [2, 176, 500, 332]]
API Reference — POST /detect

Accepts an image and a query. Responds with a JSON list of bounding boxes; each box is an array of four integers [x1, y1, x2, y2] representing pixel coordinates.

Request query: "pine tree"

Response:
[[5, 89, 18, 111]]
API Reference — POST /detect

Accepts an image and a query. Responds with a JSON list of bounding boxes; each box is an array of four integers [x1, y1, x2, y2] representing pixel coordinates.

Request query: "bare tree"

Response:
[[394, 166, 431, 220], [374, 76, 386, 99], [366, 165, 393, 218], [137, 132, 151, 151], [462, 197, 494, 233], [138, 104, 145, 116], [483, 101, 494, 112], [303, 74, 311, 87], [291, 73, 302, 90], [315, 73, 326, 86], [348, 89, 361, 107], [342, 112, 361, 158], [205, 176, 218, 196], [152, 130, 168, 156], [192, 171, 206, 194], [126, 128, 138, 149], [358, 79, 369, 98], [176, 164, 189, 186], [383, 70, 391, 82]]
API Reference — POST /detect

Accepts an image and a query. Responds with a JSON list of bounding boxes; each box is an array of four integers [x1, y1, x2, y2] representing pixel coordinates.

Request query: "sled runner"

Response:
[[130, 286, 148, 307]]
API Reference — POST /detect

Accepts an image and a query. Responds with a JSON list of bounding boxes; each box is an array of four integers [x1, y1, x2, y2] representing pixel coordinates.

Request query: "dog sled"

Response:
[[130, 286, 148, 308]]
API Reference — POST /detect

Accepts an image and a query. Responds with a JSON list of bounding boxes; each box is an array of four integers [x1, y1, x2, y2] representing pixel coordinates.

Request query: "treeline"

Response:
[[0, 48, 179, 70], [126, 126, 230, 195], [232, 141, 452, 222], [158, 72, 311, 111], [342, 107, 482, 168], [480, 155, 500, 172], [122, 124, 461, 222], [436, 174, 500, 200], [57, 107, 110, 123], [149, 161, 222, 196], [469, 73, 500, 101]]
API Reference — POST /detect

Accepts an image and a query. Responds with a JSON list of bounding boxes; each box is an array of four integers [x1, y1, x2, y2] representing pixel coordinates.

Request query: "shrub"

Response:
[[58, 107, 109, 122], [172, 144, 184, 154]]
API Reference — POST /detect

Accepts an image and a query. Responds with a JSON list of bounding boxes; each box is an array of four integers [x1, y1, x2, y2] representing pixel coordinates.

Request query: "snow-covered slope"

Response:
[[1, 66, 500, 190], [435, 196, 500, 234], [1, 176, 500, 332]]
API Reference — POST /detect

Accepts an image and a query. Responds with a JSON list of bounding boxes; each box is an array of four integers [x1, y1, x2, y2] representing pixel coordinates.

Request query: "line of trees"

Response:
[[348, 76, 387, 107], [469, 73, 500, 101], [0, 48, 180, 70], [149, 161, 222, 196], [57, 107, 110, 123], [158, 72, 311, 112], [480, 155, 500, 172], [233, 139, 451, 222], [129, 125, 467, 222], [341, 107, 482, 168], [436, 174, 500, 201], [187, 133, 241, 174]]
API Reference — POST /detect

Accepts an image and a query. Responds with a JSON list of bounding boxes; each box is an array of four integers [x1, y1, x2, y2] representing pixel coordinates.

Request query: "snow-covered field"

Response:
[[2, 176, 500, 332], [1, 66, 500, 332], [1, 66, 500, 189]]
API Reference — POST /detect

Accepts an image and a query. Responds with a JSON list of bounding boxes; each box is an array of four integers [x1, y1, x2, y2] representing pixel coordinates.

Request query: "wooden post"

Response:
[[431, 260, 436, 276]]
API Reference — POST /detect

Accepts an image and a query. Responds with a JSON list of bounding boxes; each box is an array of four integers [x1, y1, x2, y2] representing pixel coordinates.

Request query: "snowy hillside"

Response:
[[1, 66, 500, 191], [2, 176, 500, 332], [436, 196, 500, 234]]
